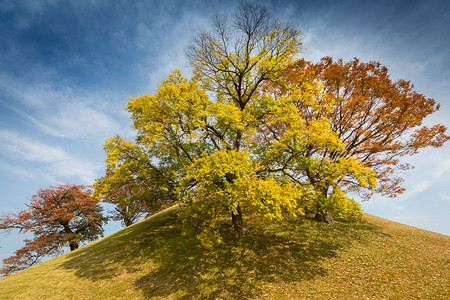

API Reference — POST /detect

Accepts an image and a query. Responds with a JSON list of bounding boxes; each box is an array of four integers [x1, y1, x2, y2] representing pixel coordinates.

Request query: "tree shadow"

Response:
[[59, 210, 383, 299]]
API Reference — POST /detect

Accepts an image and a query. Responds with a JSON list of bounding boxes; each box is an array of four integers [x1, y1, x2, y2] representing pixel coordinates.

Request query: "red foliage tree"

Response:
[[101, 182, 150, 227], [95, 171, 176, 227], [260, 57, 449, 221], [0, 184, 107, 276]]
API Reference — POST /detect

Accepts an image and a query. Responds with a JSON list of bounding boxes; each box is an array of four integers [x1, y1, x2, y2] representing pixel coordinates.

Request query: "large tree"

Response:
[[98, 2, 303, 243], [260, 57, 449, 222], [0, 184, 106, 276], [98, 2, 376, 246]]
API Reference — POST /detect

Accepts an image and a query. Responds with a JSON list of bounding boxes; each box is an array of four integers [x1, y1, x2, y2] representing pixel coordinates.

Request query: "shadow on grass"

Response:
[[59, 210, 382, 299]]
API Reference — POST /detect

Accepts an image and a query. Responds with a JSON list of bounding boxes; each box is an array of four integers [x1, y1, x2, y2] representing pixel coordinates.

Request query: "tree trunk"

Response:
[[62, 222, 79, 251], [69, 240, 79, 251], [225, 172, 243, 233], [315, 212, 335, 224], [124, 216, 133, 227], [231, 205, 243, 233]]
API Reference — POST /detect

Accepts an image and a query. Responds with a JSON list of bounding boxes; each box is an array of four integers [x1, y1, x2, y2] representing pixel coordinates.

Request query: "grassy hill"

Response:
[[0, 205, 449, 299]]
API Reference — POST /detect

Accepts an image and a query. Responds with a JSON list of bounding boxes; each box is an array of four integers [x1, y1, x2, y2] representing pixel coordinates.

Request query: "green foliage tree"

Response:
[[93, 135, 176, 227]]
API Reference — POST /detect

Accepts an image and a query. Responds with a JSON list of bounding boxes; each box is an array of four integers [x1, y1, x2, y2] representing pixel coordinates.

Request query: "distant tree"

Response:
[[93, 136, 176, 227], [260, 57, 449, 223], [98, 180, 148, 227], [0, 184, 107, 276], [95, 171, 175, 227]]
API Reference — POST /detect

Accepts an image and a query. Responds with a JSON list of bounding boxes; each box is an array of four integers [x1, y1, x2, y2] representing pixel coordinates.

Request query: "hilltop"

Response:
[[0, 205, 449, 299]]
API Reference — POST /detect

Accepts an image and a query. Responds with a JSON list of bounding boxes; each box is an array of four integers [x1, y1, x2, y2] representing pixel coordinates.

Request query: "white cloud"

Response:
[[439, 194, 450, 201], [0, 162, 34, 179], [403, 180, 433, 199], [0, 73, 58, 108], [360, 144, 450, 214], [0, 129, 99, 183], [0, 72, 127, 141], [0, 130, 67, 162], [361, 194, 405, 212], [391, 151, 450, 200], [28, 100, 121, 140], [132, 10, 210, 91], [0, 0, 55, 28]]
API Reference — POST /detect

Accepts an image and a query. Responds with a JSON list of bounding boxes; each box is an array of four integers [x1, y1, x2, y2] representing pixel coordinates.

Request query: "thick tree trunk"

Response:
[[231, 205, 243, 233], [62, 222, 79, 251], [225, 172, 243, 233], [314, 212, 335, 224], [69, 240, 79, 251], [124, 216, 133, 227]]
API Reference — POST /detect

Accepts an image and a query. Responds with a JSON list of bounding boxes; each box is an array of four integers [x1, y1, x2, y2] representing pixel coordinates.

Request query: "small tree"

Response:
[[93, 136, 176, 227], [0, 184, 106, 276], [260, 57, 449, 222], [95, 172, 174, 227], [98, 180, 148, 227]]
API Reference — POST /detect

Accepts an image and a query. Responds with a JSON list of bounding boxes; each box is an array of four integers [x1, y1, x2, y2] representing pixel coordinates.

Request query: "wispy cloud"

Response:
[[0, 129, 99, 183], [130, 7, 211, 91], [28, 100, 122, 140], [0, 72, 129, 141], [438, 194, 450, 201], [0, 161, 34, 179], [0, 0, 60, 29], [402, 150, 450, 198]]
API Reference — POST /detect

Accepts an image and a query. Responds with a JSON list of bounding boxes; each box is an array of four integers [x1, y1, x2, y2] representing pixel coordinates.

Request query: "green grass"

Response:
[[0, 205, 449, 299]]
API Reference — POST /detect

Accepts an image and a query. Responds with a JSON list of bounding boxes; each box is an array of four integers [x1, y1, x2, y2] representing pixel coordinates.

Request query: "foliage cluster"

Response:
[[93, 2, 448, 247], [263, 57, 448, 199], [0, 184, 106, 276]]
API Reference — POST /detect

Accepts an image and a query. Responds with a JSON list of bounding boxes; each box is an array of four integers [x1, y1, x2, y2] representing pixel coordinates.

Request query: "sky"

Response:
[[1, 0, 449, 266]]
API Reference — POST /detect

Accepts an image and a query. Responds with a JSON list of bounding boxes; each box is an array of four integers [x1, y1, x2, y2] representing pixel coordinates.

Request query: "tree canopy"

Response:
[[95, 2, 380, 246], [260, 57, 449, 219], [0, 184, 106, 276], [95, 2, 448, 245]]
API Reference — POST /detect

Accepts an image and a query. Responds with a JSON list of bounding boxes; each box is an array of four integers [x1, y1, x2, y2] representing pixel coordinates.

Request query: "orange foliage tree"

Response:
[[100, 181, 149, 227], [260, 57, 449, 222], [0, 184, 107, 276]]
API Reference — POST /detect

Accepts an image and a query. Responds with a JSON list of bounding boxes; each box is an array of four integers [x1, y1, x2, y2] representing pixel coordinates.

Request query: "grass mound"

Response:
[[0, 205, 449, 299]]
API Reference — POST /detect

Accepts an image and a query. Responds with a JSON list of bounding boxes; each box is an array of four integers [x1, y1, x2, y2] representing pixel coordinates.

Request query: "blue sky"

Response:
[[1, 0, 449, 265]]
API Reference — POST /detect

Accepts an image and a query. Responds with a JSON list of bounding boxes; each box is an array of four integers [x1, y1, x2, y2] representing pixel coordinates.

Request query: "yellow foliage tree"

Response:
[[95, 2, 377, 245]]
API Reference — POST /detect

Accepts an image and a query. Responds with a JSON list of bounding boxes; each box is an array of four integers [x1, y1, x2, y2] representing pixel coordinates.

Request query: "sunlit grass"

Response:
[[0, 205, 449, 299]]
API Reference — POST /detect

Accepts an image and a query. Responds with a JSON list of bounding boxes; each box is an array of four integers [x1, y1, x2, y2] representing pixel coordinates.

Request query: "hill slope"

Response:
[[0, 205, 449, 299]]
